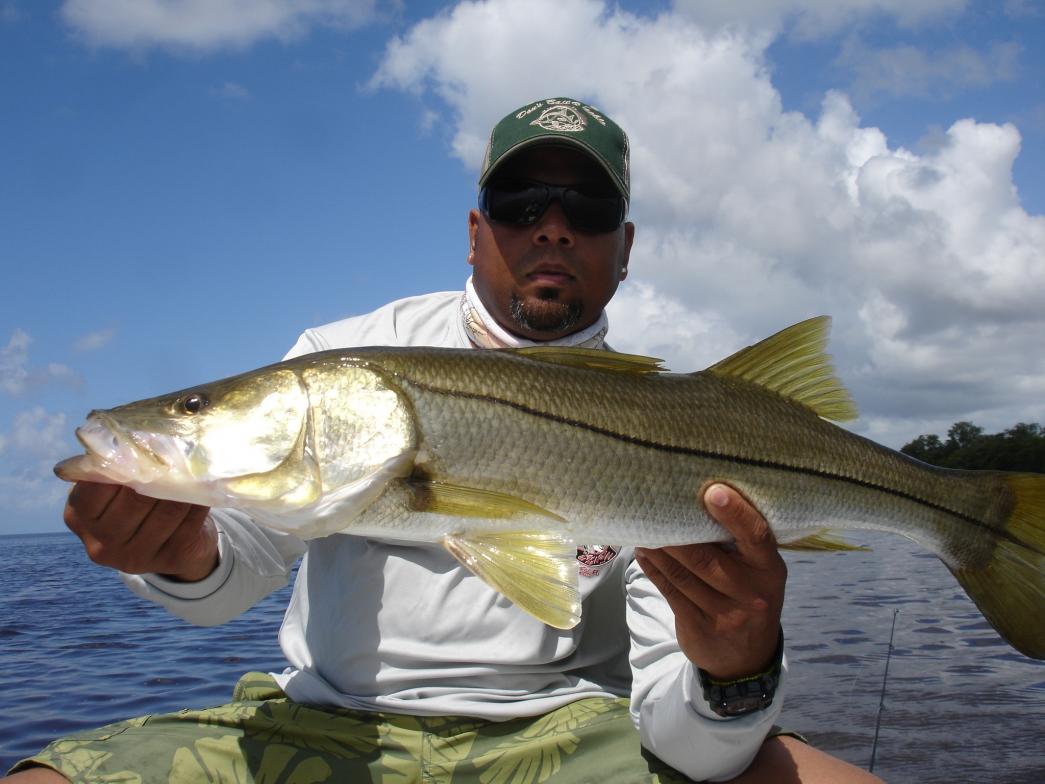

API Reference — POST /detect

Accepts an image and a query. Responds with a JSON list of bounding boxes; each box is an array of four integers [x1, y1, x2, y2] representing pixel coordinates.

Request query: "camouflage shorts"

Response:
[[12, 672, 706, 783]]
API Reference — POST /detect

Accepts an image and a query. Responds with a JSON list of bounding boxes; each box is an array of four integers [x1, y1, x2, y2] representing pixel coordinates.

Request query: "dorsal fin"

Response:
[[512, 346, 664, 375], [708, 316, 858, 422]]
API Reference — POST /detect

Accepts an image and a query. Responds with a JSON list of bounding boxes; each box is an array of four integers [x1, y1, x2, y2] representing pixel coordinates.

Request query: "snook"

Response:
[[55, 317, 1045, 659]]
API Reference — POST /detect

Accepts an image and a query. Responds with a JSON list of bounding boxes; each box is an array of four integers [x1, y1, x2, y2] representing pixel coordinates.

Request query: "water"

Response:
[[779, 535, 1044, 782], [2, 531, 1043, 782], [1, 532, 290, 773]]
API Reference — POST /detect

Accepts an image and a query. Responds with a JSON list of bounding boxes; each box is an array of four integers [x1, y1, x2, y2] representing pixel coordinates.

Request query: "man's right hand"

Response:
[[64, 482, 218, 582]]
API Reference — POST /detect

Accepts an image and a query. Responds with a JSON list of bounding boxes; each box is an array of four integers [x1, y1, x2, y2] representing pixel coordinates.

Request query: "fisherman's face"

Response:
[[468, 145, 634, 341]]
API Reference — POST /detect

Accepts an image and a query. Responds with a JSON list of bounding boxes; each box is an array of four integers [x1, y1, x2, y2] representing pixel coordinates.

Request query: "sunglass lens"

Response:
[[481, 181, 625, 232], [483, 183, 547, 225], [563, 190, 625, 233]]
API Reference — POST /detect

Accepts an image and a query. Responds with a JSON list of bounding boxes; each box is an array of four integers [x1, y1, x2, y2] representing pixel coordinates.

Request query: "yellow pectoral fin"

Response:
[[443, 531, 581, 630], [409, 479, 566, 522]]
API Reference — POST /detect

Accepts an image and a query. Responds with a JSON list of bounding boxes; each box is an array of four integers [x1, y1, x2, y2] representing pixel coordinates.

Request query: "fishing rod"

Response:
[[869, 608, 899, 773]]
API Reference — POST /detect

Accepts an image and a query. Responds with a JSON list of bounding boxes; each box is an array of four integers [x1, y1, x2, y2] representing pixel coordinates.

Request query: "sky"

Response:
[[1, 0, 1043, 534]]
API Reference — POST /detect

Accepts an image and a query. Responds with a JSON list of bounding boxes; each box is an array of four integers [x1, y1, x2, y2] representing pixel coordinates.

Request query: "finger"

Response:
[[703, 483, 779, 569], [157, 506, 218, 579], [122, 500, 200, 567], [150, 503, 212, 570], [65, 481, 122, 526], [65, 483, 138, 552], [659, 543, 766, 608], [72, 487, 159, 569], [635, 546, 723, 619], [89, 486, 159, 547]]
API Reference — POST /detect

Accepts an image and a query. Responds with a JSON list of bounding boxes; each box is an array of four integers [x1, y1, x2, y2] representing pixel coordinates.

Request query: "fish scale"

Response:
[[367, 348, 1005, 553]]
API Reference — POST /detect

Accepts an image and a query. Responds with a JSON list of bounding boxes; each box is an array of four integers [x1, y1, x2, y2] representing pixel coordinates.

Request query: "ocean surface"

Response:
[[2, 530, 1043, 782]]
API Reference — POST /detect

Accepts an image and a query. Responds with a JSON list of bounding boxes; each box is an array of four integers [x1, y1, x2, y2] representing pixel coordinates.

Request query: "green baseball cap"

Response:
[[478, 97, 630, 199]]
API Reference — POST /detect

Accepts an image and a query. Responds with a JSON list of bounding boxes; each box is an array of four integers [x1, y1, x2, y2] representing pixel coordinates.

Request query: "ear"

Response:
[[467, 209, 481, 267], [619, 221, 635, 281]]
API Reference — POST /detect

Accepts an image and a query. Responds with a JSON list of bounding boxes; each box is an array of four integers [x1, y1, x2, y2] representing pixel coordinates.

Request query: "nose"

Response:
[[532, 198, 575, 247]]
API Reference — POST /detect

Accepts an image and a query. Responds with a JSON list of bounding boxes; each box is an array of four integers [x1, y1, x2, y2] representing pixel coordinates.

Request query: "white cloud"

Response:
[[606, 282, 745, 371], [61, 0, 386, 51], [10, 407, 70, 458], [0, 408, 73, 515], [212, 81, 251, 100], [73, 326, 116, 352], [372, 0, 1045, 447], [670, 0, 967, 38], [0, 329, 31, 395], [837, 38, 1021, 103], [42, 362, 81, 388], [0, 461, 70, 514], [1003, 0, 1043, 19], [1, 330, 82, 395]]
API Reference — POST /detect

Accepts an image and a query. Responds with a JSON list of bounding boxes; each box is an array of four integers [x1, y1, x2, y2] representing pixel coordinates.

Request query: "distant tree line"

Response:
[[901, 422, 1045, 472]]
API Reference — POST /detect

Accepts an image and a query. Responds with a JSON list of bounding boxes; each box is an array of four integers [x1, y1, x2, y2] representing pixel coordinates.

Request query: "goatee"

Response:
[[509, 289, 583, 334]]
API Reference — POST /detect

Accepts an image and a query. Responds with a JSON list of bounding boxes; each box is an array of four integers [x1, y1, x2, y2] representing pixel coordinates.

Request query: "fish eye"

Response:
[[180, 392, 210, 415]]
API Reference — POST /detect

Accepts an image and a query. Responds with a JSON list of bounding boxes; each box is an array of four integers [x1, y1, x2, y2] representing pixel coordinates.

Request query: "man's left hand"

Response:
[[635, 483, 786, 681]]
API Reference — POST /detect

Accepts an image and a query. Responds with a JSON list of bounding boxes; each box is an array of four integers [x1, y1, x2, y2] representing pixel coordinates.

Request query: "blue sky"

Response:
[[2, 0, 1043, 534]]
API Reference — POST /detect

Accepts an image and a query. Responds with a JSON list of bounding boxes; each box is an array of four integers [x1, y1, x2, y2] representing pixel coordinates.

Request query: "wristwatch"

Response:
[[697, 629, 784, 718]]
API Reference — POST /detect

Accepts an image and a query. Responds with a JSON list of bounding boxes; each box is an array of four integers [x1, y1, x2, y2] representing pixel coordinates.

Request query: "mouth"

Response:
[[72, 412, 178, 482], [75, 413, 129, 463], [58, 415, 142, 485], [526, 264, 576, 287]]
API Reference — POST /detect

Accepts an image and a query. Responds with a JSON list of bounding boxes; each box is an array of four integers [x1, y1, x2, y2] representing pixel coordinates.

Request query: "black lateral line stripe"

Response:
[[411, 380, 1005, 538]]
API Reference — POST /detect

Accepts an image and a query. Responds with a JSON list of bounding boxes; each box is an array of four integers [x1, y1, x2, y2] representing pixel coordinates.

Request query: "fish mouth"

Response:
[[76, 412, 124, 459], [72, 412, 181, 483]]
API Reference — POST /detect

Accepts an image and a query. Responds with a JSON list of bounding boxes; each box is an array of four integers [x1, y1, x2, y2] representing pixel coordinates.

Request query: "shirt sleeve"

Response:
[[120, 508, 306, 627], [625, 557, 787, 782]]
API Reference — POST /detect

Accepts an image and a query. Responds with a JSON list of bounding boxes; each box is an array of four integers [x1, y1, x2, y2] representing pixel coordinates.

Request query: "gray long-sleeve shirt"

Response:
[[121, 289, 785, 781]]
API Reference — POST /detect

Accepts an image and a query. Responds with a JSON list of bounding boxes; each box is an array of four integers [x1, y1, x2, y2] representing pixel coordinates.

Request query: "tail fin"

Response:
[[949, 474, 1045, 660]]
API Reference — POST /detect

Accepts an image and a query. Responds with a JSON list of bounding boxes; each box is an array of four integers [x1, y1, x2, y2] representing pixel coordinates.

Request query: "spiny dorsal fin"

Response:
[[513, 346, 664, 375], [708, 316, 858, 422]]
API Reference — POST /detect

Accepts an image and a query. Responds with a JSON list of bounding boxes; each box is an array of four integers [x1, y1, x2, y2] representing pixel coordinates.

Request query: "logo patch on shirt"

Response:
[[576, 544, 620, 577]]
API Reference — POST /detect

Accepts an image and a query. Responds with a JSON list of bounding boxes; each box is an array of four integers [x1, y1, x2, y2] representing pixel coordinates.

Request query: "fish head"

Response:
[[55, 366, 313, 508]]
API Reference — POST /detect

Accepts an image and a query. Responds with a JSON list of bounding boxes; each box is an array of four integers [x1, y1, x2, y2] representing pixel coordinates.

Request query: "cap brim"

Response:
[[478, 136, 629, 199]]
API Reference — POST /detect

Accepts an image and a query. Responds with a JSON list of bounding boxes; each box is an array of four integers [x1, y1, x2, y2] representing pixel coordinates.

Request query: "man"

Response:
[[8, 98, 881, 783]]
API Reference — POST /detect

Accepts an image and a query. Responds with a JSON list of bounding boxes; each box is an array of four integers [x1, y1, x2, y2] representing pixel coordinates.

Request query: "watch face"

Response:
[[704, 673, 778, 717], [719, 693, 770, 716], [700, 629, 784, 718]]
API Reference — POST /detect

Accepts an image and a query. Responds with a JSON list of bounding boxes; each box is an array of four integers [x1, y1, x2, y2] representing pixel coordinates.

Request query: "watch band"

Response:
[[698, 628, 784, 718]]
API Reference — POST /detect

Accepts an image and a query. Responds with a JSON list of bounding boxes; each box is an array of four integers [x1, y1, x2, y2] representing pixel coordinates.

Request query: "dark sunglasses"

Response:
[[479, 178, 626, 233]]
